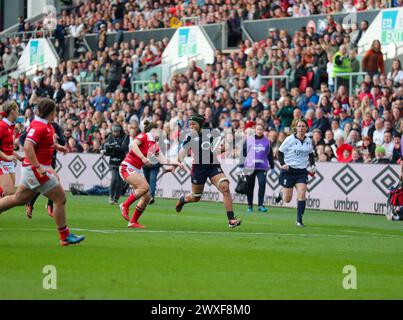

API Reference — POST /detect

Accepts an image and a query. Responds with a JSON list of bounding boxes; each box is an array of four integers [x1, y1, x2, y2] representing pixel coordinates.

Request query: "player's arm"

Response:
[[12, 151, 24, 162], [53, 122, 66, 146], [131, 138, 151, 166], [278, 138, 289, 170], [268, 147, 275, 170], [157, 152, 183, 172], [177, 135, 191, 163], [24, 141, 46, 176], [0, 150, 16, 162], [308, 152, 316, 176]]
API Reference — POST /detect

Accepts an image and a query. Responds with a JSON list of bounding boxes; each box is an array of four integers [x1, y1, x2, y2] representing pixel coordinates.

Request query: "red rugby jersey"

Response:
[[123, 132, 159, 169], [23, 117, 55, 166], [0, 118, 15, 160]]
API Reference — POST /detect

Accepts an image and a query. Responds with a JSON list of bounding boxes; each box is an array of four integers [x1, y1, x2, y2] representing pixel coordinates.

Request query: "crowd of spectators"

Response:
[[0, 1, 402, 166]]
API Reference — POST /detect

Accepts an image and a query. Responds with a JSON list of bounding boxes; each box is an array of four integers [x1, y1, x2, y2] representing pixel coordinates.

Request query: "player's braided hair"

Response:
[[189, 114, 205, 128]]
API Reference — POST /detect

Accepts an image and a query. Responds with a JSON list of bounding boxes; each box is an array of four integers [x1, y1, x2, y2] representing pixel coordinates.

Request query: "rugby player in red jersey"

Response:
[[0, 101, 24, 197], [119, 121, 180, 229], [0, 99, 85, 246]]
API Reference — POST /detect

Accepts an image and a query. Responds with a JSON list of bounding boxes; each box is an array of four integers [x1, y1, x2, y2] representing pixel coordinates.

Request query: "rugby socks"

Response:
[[130, 205, 145, 224], [227, 211, 235, 221], [297, 200, 306, 223], [58, 226, 70, 241], [123, 192, 138, 209]]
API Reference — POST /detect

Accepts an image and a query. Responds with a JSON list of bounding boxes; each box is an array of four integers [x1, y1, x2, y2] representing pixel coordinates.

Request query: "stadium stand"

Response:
[[0, 0, 402, 165]]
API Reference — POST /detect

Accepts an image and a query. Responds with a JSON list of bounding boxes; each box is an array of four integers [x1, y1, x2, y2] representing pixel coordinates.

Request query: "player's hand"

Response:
[[142, 157, 151, 166], [16, 154, 24, 162], [37, 166, 46, 177], [6, 155, 17, 162], [281, 164, 289, 171], [56, 144, 68, 155], [308, 165, 316, 177], [162, 166, 175, 174]]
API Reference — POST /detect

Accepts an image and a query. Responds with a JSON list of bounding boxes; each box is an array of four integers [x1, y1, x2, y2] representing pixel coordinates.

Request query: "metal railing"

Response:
[[261, 75, 290, 100], [334, 72, 367, 95], [181, 16, 201, 25], [0, 29, 54, 41], [131, 80, 151, 95], [78, 81, 104, 96]]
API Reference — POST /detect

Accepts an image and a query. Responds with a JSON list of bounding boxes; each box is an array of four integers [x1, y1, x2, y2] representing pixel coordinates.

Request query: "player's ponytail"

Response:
[[143, 120, 158, 133]]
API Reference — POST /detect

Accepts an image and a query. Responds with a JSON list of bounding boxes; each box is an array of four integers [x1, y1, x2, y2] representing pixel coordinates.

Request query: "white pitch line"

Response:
[[1, 227, 402, 239]]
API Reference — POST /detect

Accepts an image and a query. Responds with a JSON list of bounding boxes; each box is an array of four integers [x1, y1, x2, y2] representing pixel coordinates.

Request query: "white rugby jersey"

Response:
[[278, 134, 314, 169]]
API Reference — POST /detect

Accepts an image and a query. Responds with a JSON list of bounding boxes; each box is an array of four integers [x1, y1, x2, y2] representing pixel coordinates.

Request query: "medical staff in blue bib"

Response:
[[274, 118, 316, 227]]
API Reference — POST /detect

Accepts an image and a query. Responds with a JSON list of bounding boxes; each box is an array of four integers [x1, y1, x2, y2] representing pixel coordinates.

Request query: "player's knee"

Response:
[[143, 192, 151, 202], [2, 190, 14, 197], [283, 195, 292, 203], [219, 182, 230, 194], [137, 185, 149, 197]]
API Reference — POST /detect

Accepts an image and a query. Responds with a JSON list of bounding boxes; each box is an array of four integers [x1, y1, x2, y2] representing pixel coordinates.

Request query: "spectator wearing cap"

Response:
[[147, 73, 162, 94], [331, 44, 352, 91], [372, 146, 390, 164], [362, 40, 385, 76], [336, 143, 353, 163]]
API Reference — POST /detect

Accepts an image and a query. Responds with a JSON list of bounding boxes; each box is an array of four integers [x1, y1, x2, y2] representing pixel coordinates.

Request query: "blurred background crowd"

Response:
[[0, 0, 402, 165]]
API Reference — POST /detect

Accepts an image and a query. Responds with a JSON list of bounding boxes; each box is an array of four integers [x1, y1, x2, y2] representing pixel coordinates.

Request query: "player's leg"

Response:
[[25, 192, 40, 219], [275, 170, 294, 204], [295, 182, 308, 227], [128, 191, 151, 229], [0, 184, 36, 213], [46, 160, 57, 215], [176, 183, 204, 213], [121, 172, 149, 222], [210, 172, 241, 228], [0, 173, 15, 196], [246, 170, 256, 212], [256, 170, 268, 212], [176, 166, 207, 212], [43, 184, 85, 246], [109, 168, 119, 204], [148, 166, 159, 204]]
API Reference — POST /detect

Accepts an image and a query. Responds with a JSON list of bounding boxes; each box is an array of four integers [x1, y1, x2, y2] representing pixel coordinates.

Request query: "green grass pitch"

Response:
[[0, 194, 402, 300]]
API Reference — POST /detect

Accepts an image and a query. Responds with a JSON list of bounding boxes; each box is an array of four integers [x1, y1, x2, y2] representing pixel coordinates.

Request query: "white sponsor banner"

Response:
[[14, 154, 400, 215]]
